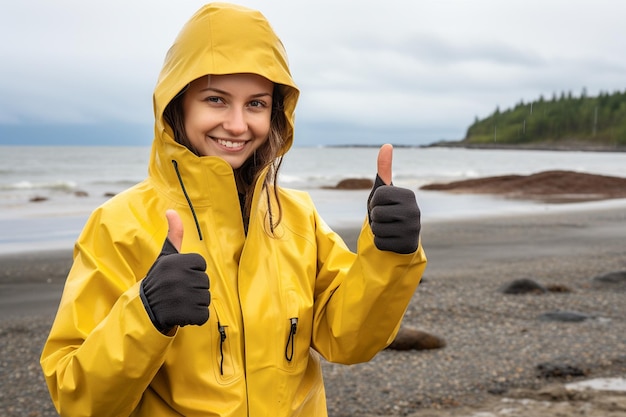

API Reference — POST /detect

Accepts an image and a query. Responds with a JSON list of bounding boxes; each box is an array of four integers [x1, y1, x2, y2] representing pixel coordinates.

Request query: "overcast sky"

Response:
[[1, 0, 625, 146]]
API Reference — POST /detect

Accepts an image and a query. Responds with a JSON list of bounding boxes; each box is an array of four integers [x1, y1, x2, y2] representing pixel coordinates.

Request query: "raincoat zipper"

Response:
[[285, 317, 298, 362], [218, 322, 227, 375]]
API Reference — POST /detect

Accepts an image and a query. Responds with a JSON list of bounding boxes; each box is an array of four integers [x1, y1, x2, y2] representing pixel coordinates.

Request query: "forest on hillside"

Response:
[[463, 89, 626, 146]]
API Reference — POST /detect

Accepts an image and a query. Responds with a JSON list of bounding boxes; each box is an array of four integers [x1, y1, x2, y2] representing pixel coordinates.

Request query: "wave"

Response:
[[279, 173, 357, 189], [89, 179, 142, 187], [0, 180, 77, 192]]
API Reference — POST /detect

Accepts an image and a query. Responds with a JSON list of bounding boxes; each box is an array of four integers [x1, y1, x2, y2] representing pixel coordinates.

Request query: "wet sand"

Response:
[[1, 205, 625, 416]]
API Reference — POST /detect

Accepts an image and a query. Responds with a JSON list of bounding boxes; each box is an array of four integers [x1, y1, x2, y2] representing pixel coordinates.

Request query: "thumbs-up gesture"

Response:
[[367, 144, 421, 254], [140, 210, 211, 334]]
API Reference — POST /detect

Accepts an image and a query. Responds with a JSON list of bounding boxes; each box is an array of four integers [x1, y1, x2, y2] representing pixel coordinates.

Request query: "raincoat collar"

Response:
[[148, 137, 243, 207]]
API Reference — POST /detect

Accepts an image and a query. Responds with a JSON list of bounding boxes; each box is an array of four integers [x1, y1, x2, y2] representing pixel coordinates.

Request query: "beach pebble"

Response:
[[386, 327, 446, 351], [537, 361, 588, 379], [325, 178, 373, 190], [591, 270, 626, 290], [29, 196, 48, 203], [499, 278, 548, 294], [538, 310, 592, 322]]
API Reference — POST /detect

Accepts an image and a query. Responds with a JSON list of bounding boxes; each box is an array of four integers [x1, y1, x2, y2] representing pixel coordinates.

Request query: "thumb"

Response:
[[165, 209, 184, 253], [377, 143, 393, 185]]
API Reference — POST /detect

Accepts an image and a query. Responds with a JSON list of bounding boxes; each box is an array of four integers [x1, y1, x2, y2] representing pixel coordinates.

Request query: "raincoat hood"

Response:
[[153, 2, 299, 156]]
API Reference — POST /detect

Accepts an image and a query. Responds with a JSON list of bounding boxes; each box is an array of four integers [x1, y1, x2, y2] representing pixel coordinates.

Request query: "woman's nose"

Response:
[[223, 107, 248, 136]]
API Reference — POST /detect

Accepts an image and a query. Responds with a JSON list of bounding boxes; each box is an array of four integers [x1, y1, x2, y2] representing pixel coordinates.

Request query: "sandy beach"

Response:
[[1, 205, 625, 416]]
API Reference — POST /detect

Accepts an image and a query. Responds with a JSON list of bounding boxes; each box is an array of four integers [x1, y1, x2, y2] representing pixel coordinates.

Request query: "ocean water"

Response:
[[1, 145, 626, 254]]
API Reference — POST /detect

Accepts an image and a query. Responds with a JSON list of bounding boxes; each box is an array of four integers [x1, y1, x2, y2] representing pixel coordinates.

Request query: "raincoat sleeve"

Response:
[[311, 211, 427, 364], [40, 207, 173, 417]]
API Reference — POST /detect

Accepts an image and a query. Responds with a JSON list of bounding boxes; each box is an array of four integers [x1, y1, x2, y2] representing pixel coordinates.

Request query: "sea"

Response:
[[1, 145, 626, 254]]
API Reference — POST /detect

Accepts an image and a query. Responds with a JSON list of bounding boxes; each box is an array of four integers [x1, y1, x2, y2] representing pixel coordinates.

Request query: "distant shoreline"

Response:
[[423, 140, 626, 153], [321, 141, 626, 152]]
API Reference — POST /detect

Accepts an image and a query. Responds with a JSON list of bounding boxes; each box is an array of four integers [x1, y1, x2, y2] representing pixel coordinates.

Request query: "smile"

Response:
[[214, 138, 247, 151]]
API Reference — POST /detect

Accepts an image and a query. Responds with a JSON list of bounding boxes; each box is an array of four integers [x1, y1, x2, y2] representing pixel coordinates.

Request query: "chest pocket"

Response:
[[211, 299, 241, 384], [280, 289, 311, 372]]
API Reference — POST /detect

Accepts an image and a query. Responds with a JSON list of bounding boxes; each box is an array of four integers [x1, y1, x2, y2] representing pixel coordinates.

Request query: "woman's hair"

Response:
[[163, 81, 287, 234]]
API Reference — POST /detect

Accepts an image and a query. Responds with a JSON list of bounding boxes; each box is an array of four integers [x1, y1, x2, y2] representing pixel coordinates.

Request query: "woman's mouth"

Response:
[[214, 138, 247, 151]]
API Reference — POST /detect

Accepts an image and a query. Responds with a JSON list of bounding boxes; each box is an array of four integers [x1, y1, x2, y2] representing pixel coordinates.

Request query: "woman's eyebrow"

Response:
[[197, 86, 229, 95], [197, 87, 272, 98]]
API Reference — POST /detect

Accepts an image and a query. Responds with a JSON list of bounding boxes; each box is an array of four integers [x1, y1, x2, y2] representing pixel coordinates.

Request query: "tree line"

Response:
[[464, 89, 626, 146]]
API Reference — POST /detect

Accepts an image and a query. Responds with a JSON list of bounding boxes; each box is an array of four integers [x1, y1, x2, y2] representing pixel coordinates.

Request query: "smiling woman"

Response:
[[177, 74, 274, 168], [38, 3, 426, 417], [162, 72, 289, 221]]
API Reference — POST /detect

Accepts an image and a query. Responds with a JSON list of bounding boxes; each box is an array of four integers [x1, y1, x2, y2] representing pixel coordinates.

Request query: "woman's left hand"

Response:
[[367, 144, 421, 254]]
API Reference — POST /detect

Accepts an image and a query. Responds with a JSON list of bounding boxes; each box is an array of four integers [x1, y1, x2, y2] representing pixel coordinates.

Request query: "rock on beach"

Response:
[[420, 169, 626, 202]]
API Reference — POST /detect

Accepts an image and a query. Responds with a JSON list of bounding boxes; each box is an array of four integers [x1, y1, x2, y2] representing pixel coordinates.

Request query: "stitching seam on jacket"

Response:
[[171, 159, 203, 241]]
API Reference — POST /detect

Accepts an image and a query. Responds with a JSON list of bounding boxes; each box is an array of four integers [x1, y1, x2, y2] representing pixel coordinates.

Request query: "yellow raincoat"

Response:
[[41, 3, 427, 416]]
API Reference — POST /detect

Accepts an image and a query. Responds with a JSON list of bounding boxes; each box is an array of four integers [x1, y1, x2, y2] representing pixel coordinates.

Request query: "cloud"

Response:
[[2, 0, 626, 145]]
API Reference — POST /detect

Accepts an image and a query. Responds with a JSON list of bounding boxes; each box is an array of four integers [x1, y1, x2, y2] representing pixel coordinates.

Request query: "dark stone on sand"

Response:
[[104, 192, 117, 197], [487, 385, 508, 395], [324, 178, 373, 190], [545, 283, 572, 293], [386, 327, 446, 351], [29, 196, 48, 202], [536, 361, 587, 379], [74, 190, 89, 197], [499, 278, 548, 295], [591, 270, 626, 290], [538, 310, 592, 322]]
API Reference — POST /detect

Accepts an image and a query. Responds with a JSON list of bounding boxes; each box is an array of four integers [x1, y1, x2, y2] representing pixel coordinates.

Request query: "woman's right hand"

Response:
[[140, 210, 211, 334]]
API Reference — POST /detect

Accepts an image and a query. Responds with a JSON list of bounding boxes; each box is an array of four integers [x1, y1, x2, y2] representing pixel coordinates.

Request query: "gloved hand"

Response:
[[367, 145, 421, 254], [140, 210, 210, 334]]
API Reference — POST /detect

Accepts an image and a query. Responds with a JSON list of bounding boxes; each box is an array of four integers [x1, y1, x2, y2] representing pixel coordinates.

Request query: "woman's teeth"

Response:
[[217, 139, 245, 149]]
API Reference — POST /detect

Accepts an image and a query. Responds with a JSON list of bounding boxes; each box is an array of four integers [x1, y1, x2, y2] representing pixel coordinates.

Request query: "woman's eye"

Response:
[[204, 96, 222, 104], [249, 100, 266, 108]]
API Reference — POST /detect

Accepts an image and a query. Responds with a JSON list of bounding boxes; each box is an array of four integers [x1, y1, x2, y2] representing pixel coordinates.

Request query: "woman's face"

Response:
[[183, 73, 273, 169]]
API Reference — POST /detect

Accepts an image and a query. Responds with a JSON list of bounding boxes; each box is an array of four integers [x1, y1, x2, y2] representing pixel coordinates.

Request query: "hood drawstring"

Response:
[[171, 160, 203, 241]]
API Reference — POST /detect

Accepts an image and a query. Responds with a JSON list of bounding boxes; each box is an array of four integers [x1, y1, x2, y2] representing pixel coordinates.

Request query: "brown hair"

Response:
[[163, 82, 287, 233]]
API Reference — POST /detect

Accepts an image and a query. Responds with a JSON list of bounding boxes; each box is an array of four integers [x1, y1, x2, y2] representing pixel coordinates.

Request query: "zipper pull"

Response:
[[285, 317, 298, 362], [218, 322, 227, 375]]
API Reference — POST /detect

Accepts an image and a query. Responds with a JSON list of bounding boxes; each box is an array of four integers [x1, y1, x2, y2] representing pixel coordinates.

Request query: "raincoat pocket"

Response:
[[212, 300, 238, 383], [282, 290, 307, 372]]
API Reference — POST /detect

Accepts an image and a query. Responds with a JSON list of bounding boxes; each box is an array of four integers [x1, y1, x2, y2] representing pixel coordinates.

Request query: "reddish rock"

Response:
[[324, 178, 373, 190], [420, 170, 626, 203]]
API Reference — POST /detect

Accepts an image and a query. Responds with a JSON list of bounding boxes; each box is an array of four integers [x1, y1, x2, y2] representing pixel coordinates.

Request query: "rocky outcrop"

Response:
[[421, 170, 626, 203]]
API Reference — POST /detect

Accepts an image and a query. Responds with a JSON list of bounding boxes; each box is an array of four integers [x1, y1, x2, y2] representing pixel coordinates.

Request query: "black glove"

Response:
[[368, 174, 421, 254], [140, 238, 210, 334]]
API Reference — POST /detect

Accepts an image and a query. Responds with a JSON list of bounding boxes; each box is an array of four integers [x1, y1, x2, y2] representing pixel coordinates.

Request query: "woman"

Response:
[[40, 3, 427, 416]]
